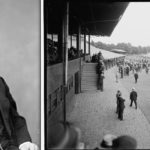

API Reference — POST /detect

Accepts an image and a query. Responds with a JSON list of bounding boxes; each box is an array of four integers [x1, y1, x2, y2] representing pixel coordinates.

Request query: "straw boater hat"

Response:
[[132, 87, 135, 91], [100, 134, 117, 147]]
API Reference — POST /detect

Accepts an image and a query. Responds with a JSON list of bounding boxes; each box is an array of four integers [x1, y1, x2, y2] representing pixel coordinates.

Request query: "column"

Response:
[[62, 1, 69, 123], [84, 33, 86, 60]]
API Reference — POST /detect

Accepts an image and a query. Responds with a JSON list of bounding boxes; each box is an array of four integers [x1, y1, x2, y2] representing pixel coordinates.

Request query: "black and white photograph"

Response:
[[0, 0, 40, 150], [46, 1, 150, 149]]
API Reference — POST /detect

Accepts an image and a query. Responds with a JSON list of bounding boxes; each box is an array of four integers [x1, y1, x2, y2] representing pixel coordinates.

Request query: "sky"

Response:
[[91, 2, 150, 47]]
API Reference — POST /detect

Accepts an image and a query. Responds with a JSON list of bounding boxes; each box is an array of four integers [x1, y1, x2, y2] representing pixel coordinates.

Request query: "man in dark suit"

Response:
[[0, 77, 38, 150], [117, 92, 125, 121], [120, 66, 123, 78], [130, 87, 138, 109], [116, 90, 121, 113]]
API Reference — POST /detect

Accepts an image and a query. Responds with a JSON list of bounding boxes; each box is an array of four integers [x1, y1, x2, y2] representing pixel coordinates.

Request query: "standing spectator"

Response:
[[126, 65, 130, 76], [96, 60, 105, 91], [115, 71, 119, 83], [98, 51, 104, 61], [134, 72, 138, 83], [145, 66, 149, 74], [116, 90, 121, 113], [118, 92, 125, 121], [120, 66, 123, 78], [99, 72, 105, 91], [130, 88, 138, 109]]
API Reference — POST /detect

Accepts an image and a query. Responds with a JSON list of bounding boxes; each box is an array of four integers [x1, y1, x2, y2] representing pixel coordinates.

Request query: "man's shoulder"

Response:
[[134, 91, 137, 94], [132, 91, 137, 95]]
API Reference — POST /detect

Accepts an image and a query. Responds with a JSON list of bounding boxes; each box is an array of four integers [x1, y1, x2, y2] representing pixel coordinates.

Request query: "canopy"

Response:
[[46, 1, 129, 36]]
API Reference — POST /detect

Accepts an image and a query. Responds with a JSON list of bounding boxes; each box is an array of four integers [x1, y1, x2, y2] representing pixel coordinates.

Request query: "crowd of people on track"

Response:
[[115, 55, 150, 121], [116, 56, 150, 83]]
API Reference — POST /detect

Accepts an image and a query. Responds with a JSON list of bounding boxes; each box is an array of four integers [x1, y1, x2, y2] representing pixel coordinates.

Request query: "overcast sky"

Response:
[[91, 2, 150, 47]]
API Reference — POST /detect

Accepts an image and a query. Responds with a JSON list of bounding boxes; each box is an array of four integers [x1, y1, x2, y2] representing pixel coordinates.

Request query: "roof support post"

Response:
[[88, 34, 91, 56], [84, 33, 86, 61], [77, 24, 81, 93], [70, 35, 72, 47], [58, 19, 63, 62], [62, 1, 69, 123], [77, 33, 81, 58]]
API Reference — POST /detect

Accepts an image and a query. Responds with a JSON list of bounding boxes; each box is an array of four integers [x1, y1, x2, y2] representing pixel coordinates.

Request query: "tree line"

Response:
[[91, 40, 150, 54]]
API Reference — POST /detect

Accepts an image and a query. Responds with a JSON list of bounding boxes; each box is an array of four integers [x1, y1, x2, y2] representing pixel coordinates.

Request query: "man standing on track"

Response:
[[117, 92, 125, 121], [116, 90, 121, 113], [130, 87, 138, 109], [134, 72, 138, 83]]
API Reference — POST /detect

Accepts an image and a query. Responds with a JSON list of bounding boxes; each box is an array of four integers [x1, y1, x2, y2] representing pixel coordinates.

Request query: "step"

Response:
[[82, 76, 97, 78], [82, 73, 97, 75], [82, 85, 97, 87], [82, 88, 98, 91], [82, 80, 98, 83], [81, 63, 98, 91], [82, 84, 97, 86]]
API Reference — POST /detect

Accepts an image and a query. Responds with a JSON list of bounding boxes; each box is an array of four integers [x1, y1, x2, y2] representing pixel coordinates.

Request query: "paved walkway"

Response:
[[67, 66, 150, 149]]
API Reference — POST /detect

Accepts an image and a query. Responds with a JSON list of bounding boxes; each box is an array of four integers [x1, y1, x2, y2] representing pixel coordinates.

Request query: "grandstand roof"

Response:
[[46, 1, 128, 36]]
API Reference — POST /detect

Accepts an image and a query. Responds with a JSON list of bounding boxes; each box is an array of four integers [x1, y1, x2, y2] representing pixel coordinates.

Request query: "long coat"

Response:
[[0, 77, 31, 148], [134, 73, 138, 79], [118, 97, 125, 110], [130, 91, 137, 101]]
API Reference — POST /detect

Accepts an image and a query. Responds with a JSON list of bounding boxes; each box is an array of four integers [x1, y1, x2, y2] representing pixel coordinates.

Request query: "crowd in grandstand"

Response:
[[47, 39, 84, 65]]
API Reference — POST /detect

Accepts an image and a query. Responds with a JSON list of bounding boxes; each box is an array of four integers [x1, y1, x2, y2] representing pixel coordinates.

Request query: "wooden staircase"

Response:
[[81, 63, 98, 92]]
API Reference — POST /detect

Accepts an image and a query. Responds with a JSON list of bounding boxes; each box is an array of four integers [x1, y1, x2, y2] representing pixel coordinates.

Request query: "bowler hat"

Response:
[[112, 135, 137, 149], [100, 134, 137, 149]]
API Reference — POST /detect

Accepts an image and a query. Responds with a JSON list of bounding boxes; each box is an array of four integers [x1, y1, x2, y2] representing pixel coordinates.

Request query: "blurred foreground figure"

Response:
[[0, 77, 38, 150], [48, 121, 84, 149], [100, 134, 137, 149]]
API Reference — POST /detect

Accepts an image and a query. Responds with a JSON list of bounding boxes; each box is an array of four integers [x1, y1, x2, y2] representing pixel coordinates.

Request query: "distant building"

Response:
[[111, 49, 127, 54]]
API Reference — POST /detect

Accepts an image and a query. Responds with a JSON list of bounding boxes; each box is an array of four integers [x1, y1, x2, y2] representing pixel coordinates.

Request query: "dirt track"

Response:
[[67, 66, 150, 149]]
